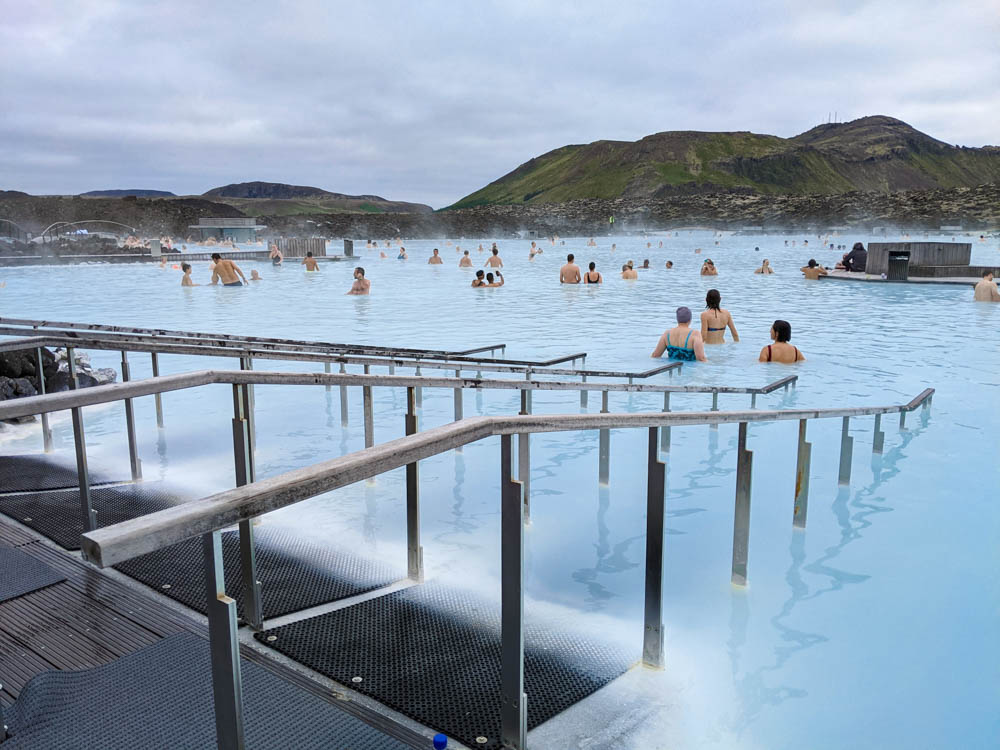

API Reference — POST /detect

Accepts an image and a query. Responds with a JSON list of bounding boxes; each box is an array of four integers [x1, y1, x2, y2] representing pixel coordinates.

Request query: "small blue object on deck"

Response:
[[433, 733, 448, 749]]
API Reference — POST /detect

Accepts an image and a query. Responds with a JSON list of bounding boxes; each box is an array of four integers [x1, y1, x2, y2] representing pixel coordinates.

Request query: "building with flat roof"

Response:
[[188, 217, 267, 242]]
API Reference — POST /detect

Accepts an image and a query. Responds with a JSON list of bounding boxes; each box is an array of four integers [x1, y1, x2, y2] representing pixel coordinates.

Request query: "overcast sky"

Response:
[[2, 0, 997, 207]]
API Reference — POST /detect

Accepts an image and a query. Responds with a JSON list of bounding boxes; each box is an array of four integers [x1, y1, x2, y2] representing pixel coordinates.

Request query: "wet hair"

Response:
[[807, 259, 817, 268], [982, 269, 993, 277], [486, 273, 495, 283], [772, 320, 792, 343], [852, 242, 865, 252], [705, 259, 714, 264], [567, 253, 574, 262], [705, 289, 721, 310], [181, 262, 191, 272], [588, 261, 596, 270], [621, 264, 628, 272], [211, 253, 221, 260], [492, 248, 498, 255], [306, 251, 313, 257], [355, 266, 365, 277], [665, 261, 673, 267], [463, 250, 469, 255], [676, 307, 692, 324], [476, 270, 485, 278], [433, 248, 439, 253]]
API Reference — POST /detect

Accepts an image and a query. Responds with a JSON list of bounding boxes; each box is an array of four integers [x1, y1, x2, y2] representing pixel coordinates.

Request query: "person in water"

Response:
[[397, 247, 408, 260], [347, 267, 370, 295], [210, 254, 247, 286], [665, 260, 673, 269], [268, 244, 283, 265], [584, 261, 602, 284], [801, 259, 828, 280], [973, 270, 1000, 301], [180, 262, 197, 286], [250, 270, 262, 281], [754, 259, 774, 274], [485, 271, 504, 287], [700, 259, 718, 276], [700, 289, 739, 344], [472, 270, 487, 287], [640, 259, 650, 269], [759, 320, 805, 363], [622, 261, 638, 280], [428, 248, 443, 264], [302, 252, 320, 271], [651, 307, 706, 362], [485, 247, 503, 268], [560, 254, 581, 283], [459, 250, 473, 267]]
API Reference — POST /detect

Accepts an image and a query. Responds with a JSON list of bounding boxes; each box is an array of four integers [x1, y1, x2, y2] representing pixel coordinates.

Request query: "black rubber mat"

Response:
[[116, 527, 402, 621], [0, 547, 67, 602], [0, 483, 178, 550], [256, 583, 634, 749], [2, 632, 411, 749], [0, 454, 126, 494]]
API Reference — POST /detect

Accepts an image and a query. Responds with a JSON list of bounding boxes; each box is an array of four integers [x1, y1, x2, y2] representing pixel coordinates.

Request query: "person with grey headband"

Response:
[[651, 306, 706, 362]]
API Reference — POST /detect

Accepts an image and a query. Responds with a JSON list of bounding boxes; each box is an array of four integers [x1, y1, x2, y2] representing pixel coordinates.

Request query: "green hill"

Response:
[[448, 116, 1000, 208]]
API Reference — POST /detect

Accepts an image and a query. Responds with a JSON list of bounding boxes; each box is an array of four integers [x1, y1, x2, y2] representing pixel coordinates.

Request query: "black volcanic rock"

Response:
[[80, 189, 176, 197]]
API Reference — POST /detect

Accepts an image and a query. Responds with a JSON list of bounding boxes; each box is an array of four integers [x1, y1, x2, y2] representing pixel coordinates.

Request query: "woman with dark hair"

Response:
[[584, 261, 602, 284], [836, 242, 867, 272], [651, 307, 706, 362], [700, 289, 739, 345], [759, 320, 805, 363]]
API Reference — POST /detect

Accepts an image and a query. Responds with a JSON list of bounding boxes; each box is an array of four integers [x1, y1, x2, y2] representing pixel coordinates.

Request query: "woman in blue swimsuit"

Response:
[[651, 307, 706, 362], [700, 289, 740, 345]]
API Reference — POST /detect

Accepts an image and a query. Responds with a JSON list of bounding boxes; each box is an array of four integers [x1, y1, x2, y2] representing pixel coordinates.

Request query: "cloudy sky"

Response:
[[2, 0, 997, 207]]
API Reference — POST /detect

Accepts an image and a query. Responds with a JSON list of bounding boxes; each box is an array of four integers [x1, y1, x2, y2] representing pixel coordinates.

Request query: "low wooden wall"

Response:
[[275, 238, 327, 258], [909, 264, 1000, 278], [867, 242, 971, 275]]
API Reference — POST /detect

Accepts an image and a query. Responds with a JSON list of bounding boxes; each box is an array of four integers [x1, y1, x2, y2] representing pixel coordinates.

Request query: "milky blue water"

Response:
[[2, 232, 998, 749]]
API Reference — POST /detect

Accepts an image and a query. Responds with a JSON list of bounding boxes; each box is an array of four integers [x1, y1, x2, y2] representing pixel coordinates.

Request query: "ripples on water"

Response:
[[2, 232, 997, 749]]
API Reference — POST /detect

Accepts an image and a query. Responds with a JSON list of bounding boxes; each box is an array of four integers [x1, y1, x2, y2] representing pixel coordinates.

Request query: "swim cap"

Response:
[[676, 306, 692, 323]]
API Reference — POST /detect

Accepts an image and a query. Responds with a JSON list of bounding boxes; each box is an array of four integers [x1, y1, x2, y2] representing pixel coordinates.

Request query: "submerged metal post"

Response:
[[500, 434, 527, 750], [239, 356, 256, 448], [643, 427, 666, 668], [750, 392, 757, 409], [405, 387, 423, 581], [324, 361, 331, 391], [580, 372, 588, 408], [232, 384, 262, 631], [35, 347, 53, 452], [120, 351, 142, 480], [793, 419, 811, 529], [203, 530, 246, 750], [710, 391, 719, 429], [872, 413, 885, 454], [519, 390, 531, 521], [838, 416, 853, 485], [661, 392, 671, 453], [363, 364, 374, 448], [68, 348, 96, 532], [414, 363, 422, 408], [453, 369, 463, 422], [598, 390, 610, 485], [339, 363, 348, 427], [150, 352, 164, 428], [899, 409, 907, 431], [731, 422, 753, 586]]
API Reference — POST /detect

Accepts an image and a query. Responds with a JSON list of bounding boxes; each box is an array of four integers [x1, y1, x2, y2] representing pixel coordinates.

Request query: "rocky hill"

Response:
[[79, 189, 176, 197], [203, 181, 433, 214], [449, 116, 1000, 208]]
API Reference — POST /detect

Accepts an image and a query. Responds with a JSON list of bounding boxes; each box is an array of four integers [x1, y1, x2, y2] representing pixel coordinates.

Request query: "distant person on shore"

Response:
[[622, 261, 638, 280], [181, 262, 197, 287], [973, 270, 1000, 301], [302, 252, 320, 271], [701, 289, 739, 345], [759, 320, 805, 363], [269, 243, 283, 265], [651, 307, 706, 362], [560, 254, 581, 283], [701, 259, 717, 276], [347, 267, 370, 295], [754, 259, 774, 274], [837, 242, 867, 272], [472, 270, 487, 287], [485, 247, 503, 268], [665, 260, 674, 269], [250, 270, 262, 281], [210, 254, 247, 286], [801, 259, 828, 280], [486, 271, 504, 287], [459, 250, 473, 267], [584, 261, 602, 284], [428, 248, 443, 264]]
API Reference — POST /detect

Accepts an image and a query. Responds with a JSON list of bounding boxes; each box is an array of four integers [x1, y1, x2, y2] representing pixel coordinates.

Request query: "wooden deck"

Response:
[[821, 270, 978, 286]]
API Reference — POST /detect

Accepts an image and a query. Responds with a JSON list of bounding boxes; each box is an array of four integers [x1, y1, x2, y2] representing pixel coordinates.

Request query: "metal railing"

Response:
[[0, 364, 931, 749]]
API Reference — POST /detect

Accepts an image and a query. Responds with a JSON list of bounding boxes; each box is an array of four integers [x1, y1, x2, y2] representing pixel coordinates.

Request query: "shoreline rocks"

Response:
[[0, 347, 117, 423]]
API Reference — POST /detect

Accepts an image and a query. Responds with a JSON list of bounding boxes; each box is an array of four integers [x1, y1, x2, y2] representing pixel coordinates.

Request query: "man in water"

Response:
[[347, 267, 370, 295], [459, 250, 473, 267], [622, 261, 638, 280], [472, 270, 487, 287], [560, 254, 581, 283], [973, 270, 1000, 301], [181, 262, 197, 286], [485, 247, 503, 268], [801, 259, 828, 280], [302, 252, 320, 271], [210, 253, 247, 286], [486, 271, 504, 287], [665, 260, 673, 269], [428, 248, 443, 264]]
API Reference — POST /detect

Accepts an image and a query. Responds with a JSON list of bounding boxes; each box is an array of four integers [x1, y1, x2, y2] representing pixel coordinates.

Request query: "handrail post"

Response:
[[898, 409, 907, 431], [580, 372, 588, 408], [120, 351, 142, 480], [642, 427, 665, 668], [150, 352, 164, 427], [598, 390, 610, 485], [239, 356, 256, 447], [500, 434, 527, 750], [232, 383, 262, 630], [339, 363, 348, 427], [203, 530, 246, 750], [405, 387, 424, 581], [660, 392, 671, 453], [68, 347, 96, 532], [35, 347, 53, 452], [731, 422, 752, 586], [414, 364, 423, 408], [872, 413, 885, 454], [363, 365, 374, 448], [793, 419, 811, 528], [453, 369, 463, 422], [750, 392, 757, 409], [838, 416, 853, 485], [323, 361, 331, 391], [519, 390, 531, 521], [710, 391, 719, 428]]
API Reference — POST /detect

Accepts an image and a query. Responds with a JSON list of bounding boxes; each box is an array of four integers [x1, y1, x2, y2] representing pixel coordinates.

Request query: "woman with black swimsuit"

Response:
[[584, 261, 602, 284], [700, 289, 739, 345]]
